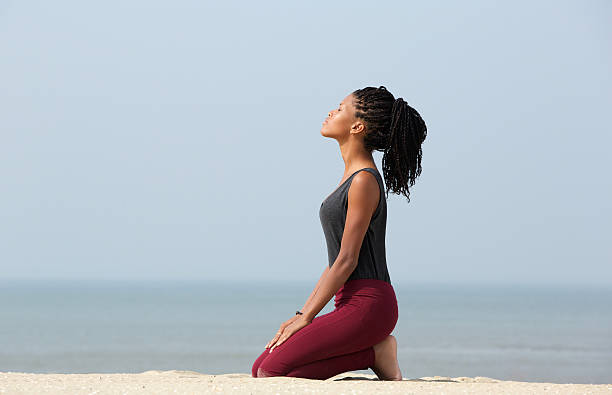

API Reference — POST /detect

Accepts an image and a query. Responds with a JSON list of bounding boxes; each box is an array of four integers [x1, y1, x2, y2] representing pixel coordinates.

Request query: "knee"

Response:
[[256, 367, 276, 378], [256, 360, 285, 378], [252, 359, 265, 378], [251, 350, 271, 377], [252, 360, 276, 378]]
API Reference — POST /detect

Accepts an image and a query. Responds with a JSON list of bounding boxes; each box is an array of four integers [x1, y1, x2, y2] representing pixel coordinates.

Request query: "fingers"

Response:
[[270, 332, 290, 352], [269, 318, 309, 352], [269, 336, 284, 352], [265, 330, 282, 349]]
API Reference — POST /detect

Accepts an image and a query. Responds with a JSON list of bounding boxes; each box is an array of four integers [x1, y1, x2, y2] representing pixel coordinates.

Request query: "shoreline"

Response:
[[1, 370, 610, 394]]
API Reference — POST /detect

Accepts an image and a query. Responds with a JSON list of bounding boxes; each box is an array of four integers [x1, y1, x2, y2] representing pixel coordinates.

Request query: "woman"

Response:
[[251, 86, 427, 380]]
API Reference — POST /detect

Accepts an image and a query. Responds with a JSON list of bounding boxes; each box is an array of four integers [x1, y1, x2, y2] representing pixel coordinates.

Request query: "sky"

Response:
[[1, 1, 610, 285]]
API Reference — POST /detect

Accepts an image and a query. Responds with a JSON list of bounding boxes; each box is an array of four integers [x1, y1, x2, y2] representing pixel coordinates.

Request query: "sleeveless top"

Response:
[[319, 167, 391, 284]]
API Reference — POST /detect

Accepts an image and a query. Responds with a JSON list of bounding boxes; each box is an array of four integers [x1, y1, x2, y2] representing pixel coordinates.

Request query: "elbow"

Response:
[[333, 255, 357, 275]]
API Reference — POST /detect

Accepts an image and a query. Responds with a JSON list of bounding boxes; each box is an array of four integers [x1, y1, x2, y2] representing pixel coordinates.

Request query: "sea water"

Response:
[[0, 279, 610, 384]]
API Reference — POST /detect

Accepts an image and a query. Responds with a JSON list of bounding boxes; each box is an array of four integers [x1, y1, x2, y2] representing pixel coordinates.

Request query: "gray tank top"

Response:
[[319, 167, 391, 284]]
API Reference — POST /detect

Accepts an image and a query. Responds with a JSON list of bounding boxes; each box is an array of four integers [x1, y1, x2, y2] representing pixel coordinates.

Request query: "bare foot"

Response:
[[371, 335, 402, 381]]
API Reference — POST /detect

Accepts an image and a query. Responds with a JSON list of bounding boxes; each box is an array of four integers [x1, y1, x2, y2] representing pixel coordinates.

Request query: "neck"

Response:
[[337, 138, 375, 174]]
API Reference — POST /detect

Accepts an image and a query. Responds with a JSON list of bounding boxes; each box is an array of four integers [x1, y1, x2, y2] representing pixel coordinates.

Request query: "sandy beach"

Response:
[[1, 370, 610, 394]]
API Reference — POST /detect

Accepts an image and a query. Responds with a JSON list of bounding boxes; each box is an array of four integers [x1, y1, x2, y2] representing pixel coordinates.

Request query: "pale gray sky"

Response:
[[1, 1, 610, 285]]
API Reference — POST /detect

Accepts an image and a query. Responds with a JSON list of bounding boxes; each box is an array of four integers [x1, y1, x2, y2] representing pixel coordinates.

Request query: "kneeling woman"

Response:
[[251, 86, 427, 381]]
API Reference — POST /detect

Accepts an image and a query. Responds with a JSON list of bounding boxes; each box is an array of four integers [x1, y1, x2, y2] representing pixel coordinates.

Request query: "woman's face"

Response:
[[320, 93, 360, 139]]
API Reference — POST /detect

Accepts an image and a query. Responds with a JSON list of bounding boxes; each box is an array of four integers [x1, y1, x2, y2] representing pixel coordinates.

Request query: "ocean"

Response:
[[0, 279, 610, 384]]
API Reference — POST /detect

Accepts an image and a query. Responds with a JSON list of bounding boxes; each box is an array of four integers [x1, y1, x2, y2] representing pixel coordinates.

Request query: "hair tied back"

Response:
[[386, 97, 405, 150], [351, 85, 427, 203]]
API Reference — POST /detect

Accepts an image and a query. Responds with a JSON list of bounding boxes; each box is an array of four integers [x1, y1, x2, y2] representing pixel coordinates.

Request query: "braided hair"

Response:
[[352, 85, 427, 203]]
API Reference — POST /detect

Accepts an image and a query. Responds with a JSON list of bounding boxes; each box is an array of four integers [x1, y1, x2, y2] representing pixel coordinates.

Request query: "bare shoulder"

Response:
[[350, 170, 379, 192], [347, 170, 380, 213]]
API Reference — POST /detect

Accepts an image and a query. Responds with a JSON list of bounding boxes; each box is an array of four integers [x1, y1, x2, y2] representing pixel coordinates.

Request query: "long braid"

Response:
[[352, 86, 427, 203]]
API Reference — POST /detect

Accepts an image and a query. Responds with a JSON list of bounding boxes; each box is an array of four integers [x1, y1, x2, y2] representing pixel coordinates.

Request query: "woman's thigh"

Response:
[[251, 309, 347, 377], [254, 294, 396, 377]]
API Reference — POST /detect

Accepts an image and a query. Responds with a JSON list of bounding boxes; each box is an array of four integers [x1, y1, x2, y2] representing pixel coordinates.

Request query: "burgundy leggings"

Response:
[[251, 278, 398, 380]]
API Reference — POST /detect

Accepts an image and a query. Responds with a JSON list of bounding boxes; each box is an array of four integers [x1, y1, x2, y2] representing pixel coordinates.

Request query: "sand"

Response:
[[0, 370, 610, 394]]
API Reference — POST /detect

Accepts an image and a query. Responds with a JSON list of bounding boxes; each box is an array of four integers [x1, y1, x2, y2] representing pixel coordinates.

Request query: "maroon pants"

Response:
[[251, 278, 398, 380]]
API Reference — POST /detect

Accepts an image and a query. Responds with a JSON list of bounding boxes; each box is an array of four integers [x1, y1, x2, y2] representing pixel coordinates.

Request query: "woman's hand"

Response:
[[267, 315, 312, 353], [265, 315, 300, 350]]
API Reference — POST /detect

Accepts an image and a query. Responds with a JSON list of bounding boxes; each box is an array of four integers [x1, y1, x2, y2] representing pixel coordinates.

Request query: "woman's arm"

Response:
[[301, 171, 379, 322], [300, 265, 330, 312]]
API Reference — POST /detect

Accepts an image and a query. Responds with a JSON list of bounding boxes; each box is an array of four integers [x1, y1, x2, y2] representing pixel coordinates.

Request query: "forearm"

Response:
[[302, 259, 354, 322], [300, 265, 330, 312]]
